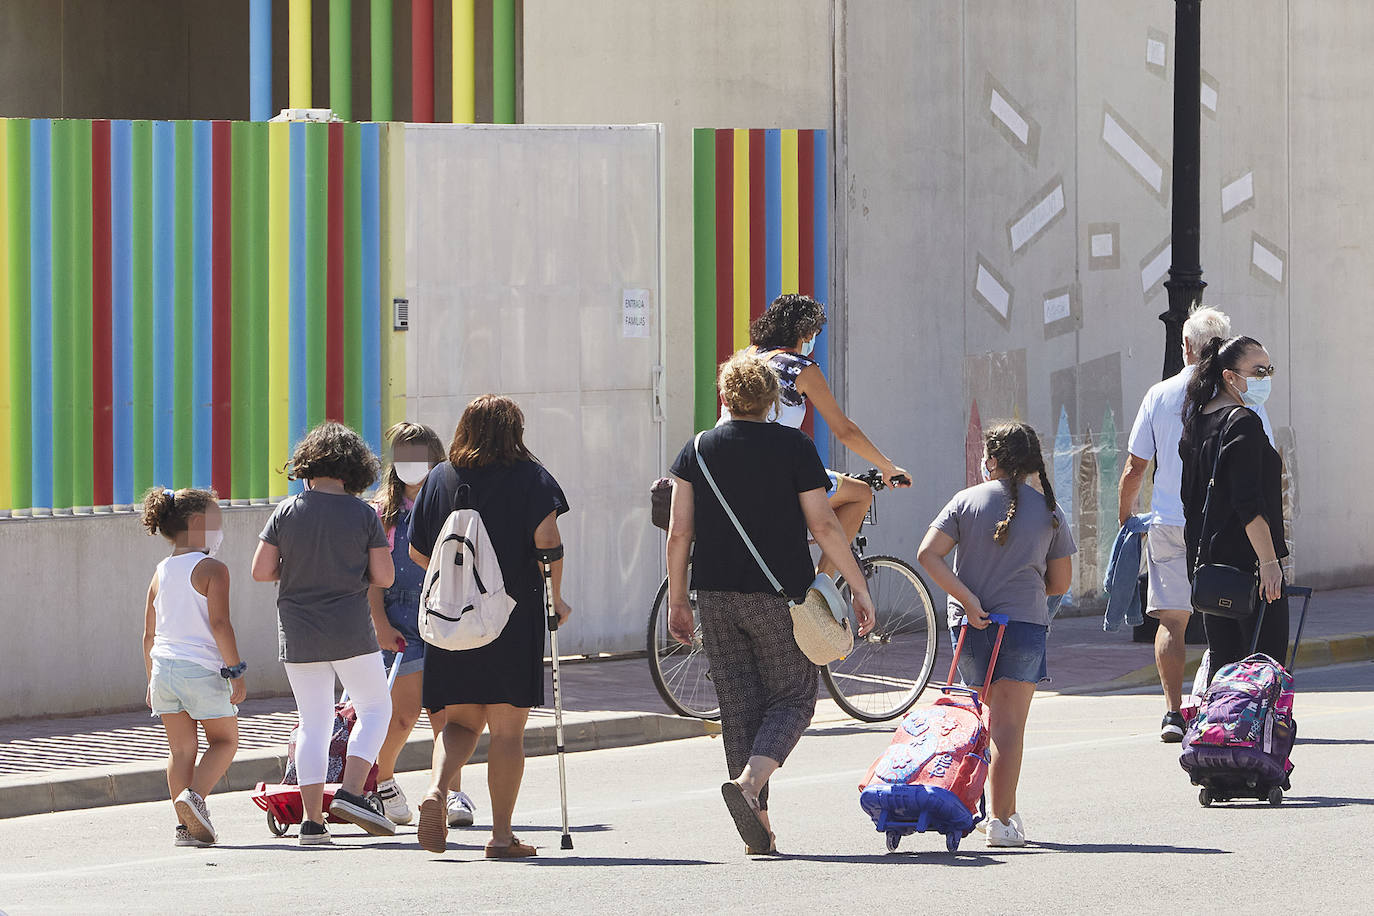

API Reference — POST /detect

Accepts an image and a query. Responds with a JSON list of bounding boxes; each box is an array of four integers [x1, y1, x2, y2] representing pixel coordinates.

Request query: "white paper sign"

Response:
[[1044, 293, 1072, 324], [1091, 233, 1115, 258], [1147, 38, 1167, 67], [1141, 243, 1172, 292], [622, 288, 651, 338], [1201, 81, 1219, 112], [1252, 241, 1284, 282], [1221, 171, 1254, 216], [1104, 110, 1164, 193], [1010, 183, 1065, 252], [990, 89, 1030, 145], [975, 264, 1010, 319]]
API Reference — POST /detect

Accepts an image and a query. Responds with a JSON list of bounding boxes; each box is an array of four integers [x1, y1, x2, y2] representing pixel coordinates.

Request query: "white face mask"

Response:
[[980, 460, 994, 483], [394, 462, 431, 487], [204, 529, 223, 558]]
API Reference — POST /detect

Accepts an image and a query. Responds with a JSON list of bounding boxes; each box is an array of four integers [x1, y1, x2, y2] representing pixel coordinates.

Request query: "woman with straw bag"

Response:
[[666, 350, 875, 855]]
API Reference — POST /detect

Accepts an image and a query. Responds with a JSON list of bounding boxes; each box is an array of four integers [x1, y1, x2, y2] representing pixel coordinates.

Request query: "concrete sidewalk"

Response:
[[2, 585, 1369, 819]]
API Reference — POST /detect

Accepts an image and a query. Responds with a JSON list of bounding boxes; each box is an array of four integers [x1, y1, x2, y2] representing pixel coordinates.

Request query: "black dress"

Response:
[[410, 460, 569, 710], [1180, 405, 1288, 675]]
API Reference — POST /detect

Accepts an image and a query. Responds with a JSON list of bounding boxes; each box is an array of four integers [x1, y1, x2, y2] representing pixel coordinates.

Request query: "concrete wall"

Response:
[[521, 0, 835, 456], [0, 507, 284, 719]]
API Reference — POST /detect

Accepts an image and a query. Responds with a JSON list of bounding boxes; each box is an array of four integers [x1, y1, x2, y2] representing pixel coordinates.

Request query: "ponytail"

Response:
[[1181, 334, 1261, 449]]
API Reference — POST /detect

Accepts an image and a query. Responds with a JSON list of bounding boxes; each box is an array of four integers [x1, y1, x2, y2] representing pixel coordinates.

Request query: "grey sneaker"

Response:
[[174, 789, 217, 845], [447, 790, 476, 828], [329, 789, 397, 837], [174, 824, 210, 848], [299, 820, 332, 846]]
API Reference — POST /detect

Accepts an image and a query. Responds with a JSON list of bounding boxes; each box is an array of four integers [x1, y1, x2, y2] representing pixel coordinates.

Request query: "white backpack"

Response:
[[419, 497, 517, 651]]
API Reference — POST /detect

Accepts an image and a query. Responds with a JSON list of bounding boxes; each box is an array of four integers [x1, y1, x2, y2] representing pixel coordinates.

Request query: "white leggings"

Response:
[[284, 652, 393, 787]]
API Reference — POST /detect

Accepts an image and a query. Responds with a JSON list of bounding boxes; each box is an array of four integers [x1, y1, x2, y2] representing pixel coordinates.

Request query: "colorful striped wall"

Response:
[[0, 118, 392, 515], [692, 128, 830, 464]]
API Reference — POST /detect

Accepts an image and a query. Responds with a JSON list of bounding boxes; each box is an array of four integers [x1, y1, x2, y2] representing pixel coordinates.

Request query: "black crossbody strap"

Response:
[[1194, 406, 1245, 572]]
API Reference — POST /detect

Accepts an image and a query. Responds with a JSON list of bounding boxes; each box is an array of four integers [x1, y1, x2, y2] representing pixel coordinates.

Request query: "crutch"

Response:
[[536, 545, 574, 850]]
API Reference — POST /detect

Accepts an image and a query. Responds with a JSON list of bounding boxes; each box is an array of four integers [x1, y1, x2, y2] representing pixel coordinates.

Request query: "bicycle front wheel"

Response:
[[646, 577, 720, 720], [823, 555, 939, 722]]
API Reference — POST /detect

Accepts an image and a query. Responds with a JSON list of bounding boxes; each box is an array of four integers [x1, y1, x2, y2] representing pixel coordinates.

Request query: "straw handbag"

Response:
[[693, 433, 854, 665]]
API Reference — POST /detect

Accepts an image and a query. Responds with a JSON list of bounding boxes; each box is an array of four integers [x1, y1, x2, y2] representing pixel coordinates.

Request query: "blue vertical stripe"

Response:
[[811, 130, 830, 468], [191, 121, 214, 489], [360, 123, 382, 458], [152, 122, 175, 487], [29, 120, 54, 511], [249, 0, 273, 122], [288, 121, 307, 495], [110, 121, 134, 506], [763, 129, 781, 305]]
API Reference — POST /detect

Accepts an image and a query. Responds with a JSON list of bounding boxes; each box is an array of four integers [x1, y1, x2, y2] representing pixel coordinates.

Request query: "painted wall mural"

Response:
[[691, 127, 830, 464], [0, 118, 393, 515]]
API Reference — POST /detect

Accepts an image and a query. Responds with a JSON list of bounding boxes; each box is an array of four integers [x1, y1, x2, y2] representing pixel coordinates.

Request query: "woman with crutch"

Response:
[[407, 395, 571, 857]]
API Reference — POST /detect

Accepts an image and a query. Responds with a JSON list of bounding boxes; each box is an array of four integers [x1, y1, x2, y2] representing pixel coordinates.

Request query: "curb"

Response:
[[0, 712, 718, 821], [1054, 630, 1374, 696]]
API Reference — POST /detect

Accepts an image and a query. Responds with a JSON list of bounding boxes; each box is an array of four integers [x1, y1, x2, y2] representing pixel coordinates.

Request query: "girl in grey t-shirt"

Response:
[[917, 422, 1076, 849]]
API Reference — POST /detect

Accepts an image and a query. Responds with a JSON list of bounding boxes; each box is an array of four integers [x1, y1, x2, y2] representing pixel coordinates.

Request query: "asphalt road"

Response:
[[2, 662, 1371, 915]]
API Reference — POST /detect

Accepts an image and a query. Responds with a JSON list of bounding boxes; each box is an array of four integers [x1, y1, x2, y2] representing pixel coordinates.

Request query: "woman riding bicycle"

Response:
[[722, 293, 911, 571]]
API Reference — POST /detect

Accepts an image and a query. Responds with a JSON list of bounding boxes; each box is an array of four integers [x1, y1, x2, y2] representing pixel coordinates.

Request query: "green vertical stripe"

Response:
[[305, 125, 327, 429], [50, 121, 73, 511], [343, 122, 362, 432], [6, 119, 32, 510], [370, 0, 393, 121], [130, 121, 154, 498], [230, 123, 251, 499], [692, 128, 717, 432], [72, 120, 94, 508], [173, 121, 194, 488], [492, 0, 516, 123], [250, 122, 269, 499]]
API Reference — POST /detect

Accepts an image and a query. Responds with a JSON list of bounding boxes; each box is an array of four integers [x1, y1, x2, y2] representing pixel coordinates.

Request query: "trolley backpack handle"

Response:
[[945, 612, 1011, 699]]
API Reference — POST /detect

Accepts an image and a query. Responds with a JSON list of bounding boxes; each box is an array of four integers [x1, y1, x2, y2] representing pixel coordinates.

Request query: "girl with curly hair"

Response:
[[251, 421, 397, 845], [917, 422, 1075, 848], [733, 294, 911, 574]]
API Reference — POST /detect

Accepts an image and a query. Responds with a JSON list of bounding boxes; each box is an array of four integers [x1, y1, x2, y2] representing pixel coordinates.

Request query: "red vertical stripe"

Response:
[[412, 0, 435, 122], [748, 129, 765, 324], [325, 122, 346, 422], [91, 120, 114, 507], [211, 121, 233, 497], [798, 129, 816, 298], [713, 129, 733, 371]]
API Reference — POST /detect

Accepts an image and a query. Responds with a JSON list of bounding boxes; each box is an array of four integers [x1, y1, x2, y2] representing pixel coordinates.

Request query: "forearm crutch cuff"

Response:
[[535, 544, 565, 563]]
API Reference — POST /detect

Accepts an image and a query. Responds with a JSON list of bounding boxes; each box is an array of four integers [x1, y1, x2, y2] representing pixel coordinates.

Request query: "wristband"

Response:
[[1260, 559, 1281, 569], [220, 661, 248, 679]]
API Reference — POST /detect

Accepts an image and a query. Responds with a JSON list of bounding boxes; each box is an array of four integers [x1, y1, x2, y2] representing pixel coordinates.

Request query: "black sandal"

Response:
[[721, 781, 771, 851]]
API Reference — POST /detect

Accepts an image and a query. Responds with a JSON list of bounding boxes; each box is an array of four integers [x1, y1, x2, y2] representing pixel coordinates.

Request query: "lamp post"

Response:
[[1161, 0, 1205, 378]]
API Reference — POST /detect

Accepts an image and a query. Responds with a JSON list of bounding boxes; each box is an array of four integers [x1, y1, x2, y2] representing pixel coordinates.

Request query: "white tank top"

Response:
[[150, 552, 223, 672]]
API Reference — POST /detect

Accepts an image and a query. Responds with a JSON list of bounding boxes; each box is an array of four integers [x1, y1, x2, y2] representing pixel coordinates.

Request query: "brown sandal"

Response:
[[485, 836, 537, 858], [417, 794, 448, 854]]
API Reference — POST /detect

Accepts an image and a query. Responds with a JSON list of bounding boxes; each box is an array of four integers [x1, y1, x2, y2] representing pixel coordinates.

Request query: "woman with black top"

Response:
[[1179, 335, 1287, 679], [668, 350, 875, 855]]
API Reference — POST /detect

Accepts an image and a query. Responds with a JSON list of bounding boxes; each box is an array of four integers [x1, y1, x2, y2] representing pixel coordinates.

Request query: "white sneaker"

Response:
[[376, 778, 412, 825], [447, 790, 476, 827], [986, 813, 1026, 847]]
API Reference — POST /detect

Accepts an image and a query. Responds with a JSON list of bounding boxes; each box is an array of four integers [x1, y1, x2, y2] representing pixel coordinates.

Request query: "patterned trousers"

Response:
[[696, 590, 818, 810]]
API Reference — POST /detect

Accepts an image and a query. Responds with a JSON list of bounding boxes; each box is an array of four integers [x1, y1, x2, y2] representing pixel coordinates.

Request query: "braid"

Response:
[[993, 481, 1018, 545], [1037, 466, 1060, 529]]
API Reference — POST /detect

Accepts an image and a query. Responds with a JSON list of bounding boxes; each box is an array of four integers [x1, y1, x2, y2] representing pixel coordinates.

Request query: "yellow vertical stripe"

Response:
[[290, 0, 313, 108], [382, 123, 407, 427], [732, 128, 750, 350], [0, 119, 10, 512], [780, 129, 800, 293], [267, 122, 290, 498], [452, 0, 476, 123]]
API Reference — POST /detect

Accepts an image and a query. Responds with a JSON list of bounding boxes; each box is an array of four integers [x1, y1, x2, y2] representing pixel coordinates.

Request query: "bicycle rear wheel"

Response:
[[646, 577, 720, 719], [823, 555, 939, 722]]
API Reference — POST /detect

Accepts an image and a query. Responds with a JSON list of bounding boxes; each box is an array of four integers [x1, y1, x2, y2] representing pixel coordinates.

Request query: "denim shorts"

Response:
[[149, 657, 237, 721], [381, 587, 425, 678], [949, 621, 1049, 687]]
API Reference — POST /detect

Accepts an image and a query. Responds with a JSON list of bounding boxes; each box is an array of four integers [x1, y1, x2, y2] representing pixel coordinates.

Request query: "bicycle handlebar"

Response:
[[853, 468, 911, 492]]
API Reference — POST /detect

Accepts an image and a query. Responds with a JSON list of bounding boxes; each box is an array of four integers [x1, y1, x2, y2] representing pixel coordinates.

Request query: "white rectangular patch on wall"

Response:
[[1044, 292, 1072, 324], [1201, 79, 1219, 114], [990, 89, 1030, 145], [622, 288, 651, 338], [1091, 233, 1114, 258], [974, 256, 1012, 324], [1252, 238, 1284, 283], [1221, 171, 1254, 219], [1103, 109, 1165, 195], [1147, 38, 1166, 67], [1009, 181, 1066, 253], [1141, 240, 1172, 296]]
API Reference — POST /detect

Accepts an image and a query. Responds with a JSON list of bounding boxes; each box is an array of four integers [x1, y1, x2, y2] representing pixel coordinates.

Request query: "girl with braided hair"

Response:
[[917, 421, 1075, 848]]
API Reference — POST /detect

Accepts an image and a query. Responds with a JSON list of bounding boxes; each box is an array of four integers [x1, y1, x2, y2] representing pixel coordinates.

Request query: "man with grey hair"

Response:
[[1118, 306, 1273, 741]]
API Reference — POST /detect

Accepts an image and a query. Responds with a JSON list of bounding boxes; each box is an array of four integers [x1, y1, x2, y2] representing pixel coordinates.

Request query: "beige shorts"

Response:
[[1146, 524, 1191, 616]]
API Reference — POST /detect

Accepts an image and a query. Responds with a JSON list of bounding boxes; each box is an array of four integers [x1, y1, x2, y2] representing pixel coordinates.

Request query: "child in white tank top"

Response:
[[141, 487, 245, 848]]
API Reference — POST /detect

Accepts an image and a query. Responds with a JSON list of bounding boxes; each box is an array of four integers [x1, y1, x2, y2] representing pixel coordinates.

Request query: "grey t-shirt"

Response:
[[931, 481, 1077, 627], [260, 490, 389, 663]]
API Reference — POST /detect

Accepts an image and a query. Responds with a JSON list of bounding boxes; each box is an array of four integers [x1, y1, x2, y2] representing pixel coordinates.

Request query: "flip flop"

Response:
[[745, 832, 778, 856], [721, 781, 771, 851], [485, 836, 537, 858], [417, 794, 448, 854]]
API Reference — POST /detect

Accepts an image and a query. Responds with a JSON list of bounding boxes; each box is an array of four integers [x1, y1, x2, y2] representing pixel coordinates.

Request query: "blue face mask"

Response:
[[1239, 376, 1271, 407], [800, 336, 816, 357]]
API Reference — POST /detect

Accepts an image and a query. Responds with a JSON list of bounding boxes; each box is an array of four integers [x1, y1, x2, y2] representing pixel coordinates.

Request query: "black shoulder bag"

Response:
[[1190, 407, 1259, 619]]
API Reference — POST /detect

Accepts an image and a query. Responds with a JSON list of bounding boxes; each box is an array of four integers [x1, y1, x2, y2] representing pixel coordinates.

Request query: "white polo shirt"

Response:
[[1127, 365, 1274, 528]]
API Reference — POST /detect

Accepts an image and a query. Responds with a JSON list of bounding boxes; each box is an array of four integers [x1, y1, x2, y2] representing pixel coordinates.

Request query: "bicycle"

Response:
[[646, 468, 940, 722]]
